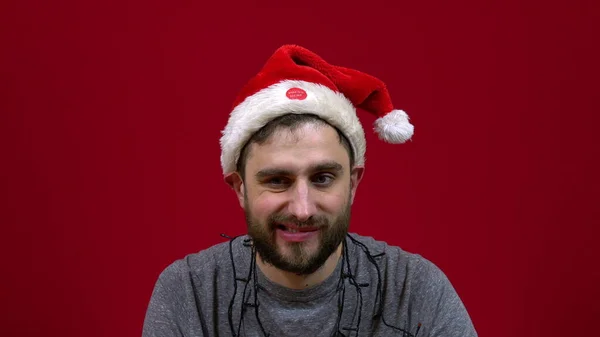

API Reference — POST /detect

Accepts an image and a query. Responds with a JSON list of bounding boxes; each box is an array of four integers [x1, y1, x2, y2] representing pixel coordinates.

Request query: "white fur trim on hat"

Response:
[[220, 80, 366, 175], [374, 109, 414, 143]]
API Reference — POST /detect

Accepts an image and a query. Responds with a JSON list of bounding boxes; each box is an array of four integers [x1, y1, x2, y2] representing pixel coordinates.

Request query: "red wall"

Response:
[[1, 1, 598, 336]]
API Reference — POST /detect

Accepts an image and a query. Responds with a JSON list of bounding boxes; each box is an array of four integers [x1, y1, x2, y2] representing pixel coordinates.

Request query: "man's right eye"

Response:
[[264, 177, 289, 187]]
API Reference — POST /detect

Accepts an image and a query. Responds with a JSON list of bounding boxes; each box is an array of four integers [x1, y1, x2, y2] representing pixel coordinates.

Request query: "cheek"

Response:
[[248, 193, 285, 219], [323, 196, 348, 213], [317, 189, 350, 213]]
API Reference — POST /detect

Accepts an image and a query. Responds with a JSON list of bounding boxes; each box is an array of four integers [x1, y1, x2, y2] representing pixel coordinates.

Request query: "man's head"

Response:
[[225, 114, 364, 274], [219, 45, 413, 275]]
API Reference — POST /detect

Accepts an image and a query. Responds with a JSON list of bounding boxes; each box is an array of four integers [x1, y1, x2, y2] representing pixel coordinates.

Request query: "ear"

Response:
[[349, 166, 365, 204], [224, 172, 245, 209]]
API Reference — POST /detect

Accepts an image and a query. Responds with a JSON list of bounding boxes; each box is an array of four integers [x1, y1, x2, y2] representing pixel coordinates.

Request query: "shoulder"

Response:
[[348, 233, 454, 300], [347, 233, 432, 276], [155, 236, 242, 288], [349, 234, 477, 336], [144, 238, 245, 336]]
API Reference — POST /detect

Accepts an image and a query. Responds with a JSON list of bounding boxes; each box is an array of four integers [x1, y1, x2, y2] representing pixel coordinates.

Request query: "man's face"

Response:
[[236, 123, 362, 275]]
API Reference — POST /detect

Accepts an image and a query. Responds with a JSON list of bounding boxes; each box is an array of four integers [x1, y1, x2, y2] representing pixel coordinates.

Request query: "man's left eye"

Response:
[[313, 174, 334, 185]]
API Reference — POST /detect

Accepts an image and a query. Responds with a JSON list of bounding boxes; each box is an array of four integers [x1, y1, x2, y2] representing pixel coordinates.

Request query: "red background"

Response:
[[1, 0, 598, 336]]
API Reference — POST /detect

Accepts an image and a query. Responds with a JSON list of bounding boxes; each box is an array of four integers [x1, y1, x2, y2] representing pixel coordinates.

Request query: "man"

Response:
[[143, 45, 477, 337]]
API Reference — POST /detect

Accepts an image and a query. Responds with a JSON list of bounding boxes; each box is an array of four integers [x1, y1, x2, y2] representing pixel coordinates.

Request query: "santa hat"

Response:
[[220, 44, 414, 175]]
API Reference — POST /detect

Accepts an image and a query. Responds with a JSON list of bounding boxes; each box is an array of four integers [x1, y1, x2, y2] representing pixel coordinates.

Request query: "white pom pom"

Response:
[[374, 109, 414, 143]]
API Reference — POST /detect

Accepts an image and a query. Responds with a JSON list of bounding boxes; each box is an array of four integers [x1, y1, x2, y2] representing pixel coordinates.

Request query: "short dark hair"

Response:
[[236, 114, 355, 180]]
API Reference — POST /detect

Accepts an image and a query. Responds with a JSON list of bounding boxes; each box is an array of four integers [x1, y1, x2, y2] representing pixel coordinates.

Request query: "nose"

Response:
[[287, 179, 317, 222]]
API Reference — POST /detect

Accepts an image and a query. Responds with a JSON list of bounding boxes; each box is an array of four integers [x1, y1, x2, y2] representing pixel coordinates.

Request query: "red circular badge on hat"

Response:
[[286, 87, 307, 100]]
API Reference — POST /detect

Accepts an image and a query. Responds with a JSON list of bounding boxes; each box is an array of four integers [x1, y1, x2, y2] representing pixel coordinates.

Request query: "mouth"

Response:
[[275, 223, 320, 242]]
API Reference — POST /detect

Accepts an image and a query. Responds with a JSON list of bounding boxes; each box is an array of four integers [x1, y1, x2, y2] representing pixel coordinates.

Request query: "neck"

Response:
[[256, 243, 343, 290]]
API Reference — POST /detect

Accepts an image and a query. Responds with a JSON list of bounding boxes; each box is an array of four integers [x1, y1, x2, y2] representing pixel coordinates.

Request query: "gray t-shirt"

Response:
[[143, 233, 477, 337]]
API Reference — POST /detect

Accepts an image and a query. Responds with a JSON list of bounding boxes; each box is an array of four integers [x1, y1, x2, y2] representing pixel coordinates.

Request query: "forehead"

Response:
[[245, 123, 350, 172]]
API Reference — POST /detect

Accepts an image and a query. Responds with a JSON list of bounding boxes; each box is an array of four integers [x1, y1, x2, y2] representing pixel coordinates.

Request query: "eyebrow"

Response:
[[255, 161, 344, 179]]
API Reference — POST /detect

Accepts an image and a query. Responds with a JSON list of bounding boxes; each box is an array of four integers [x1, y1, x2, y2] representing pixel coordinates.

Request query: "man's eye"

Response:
[[313, 174, 334, 186], [265, 177, 289, 186]]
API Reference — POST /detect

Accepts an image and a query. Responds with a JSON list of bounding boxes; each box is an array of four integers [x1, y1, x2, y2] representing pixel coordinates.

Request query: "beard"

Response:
[[245, 197, 351, 275]]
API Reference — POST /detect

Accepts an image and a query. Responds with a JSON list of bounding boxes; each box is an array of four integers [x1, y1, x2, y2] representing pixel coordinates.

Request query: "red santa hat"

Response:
[[220, 44, 414, 175]]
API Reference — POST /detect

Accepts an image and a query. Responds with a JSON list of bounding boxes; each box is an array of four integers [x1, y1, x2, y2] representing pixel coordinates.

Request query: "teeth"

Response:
[[288, 228, 298, 233]]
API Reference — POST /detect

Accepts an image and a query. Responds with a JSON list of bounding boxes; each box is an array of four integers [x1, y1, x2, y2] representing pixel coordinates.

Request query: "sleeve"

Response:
[[141, 262, 205, 337], [413, 257, 478, 337]]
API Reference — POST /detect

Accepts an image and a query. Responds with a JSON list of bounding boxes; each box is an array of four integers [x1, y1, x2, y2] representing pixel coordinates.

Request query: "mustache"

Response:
[[267, 214, 328, 228]]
